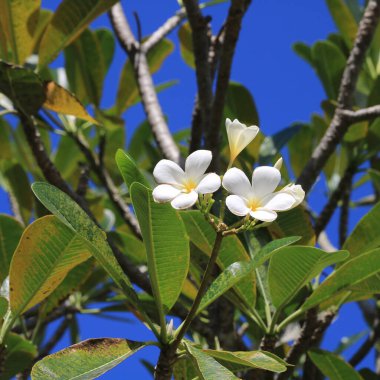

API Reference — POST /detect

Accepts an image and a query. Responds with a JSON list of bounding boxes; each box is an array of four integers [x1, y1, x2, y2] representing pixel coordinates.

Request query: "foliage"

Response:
[[0, 0, 380, 379]]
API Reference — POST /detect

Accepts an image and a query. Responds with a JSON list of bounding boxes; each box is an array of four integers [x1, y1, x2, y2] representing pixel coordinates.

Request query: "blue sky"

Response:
[[0, 0, 376, 377]]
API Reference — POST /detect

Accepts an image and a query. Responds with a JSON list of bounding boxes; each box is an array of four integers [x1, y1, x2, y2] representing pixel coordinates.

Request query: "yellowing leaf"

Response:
[[31, 338, 145, 380], [0, 0, 41, 63], [43, 81, 98, 124], [9, 215, 91, 315]]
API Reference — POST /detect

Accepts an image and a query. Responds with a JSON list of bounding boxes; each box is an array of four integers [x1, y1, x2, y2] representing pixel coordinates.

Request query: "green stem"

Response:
[[276, 309, 304, 333], [172, 231, 224, 348], [0, 310, 14, 344]]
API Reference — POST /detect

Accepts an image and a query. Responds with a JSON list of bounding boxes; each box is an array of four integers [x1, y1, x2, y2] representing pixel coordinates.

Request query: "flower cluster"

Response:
[[152, 118, 305, 224]]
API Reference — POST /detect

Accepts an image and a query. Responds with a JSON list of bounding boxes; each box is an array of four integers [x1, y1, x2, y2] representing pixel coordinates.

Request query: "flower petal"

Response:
[[281, 184, 305, 208], [250, 208, 277, 222], [261, 192, 296, 211], [226, 195, 250, 216], [226, 119, 259, 160], [171, 191, 198, 210], [185, 150, 212, 181], [252, 166, 281, 198], [235, 125, 259, 154], [153, 159, 184, 186], [196, 173, 221, 194], [222, 168, 252, 198], [152, 184, 181, 203]]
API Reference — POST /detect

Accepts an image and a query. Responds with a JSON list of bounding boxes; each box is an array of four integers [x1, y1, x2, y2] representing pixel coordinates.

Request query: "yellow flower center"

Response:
[[247, 198, 261, 211], [183, 179, 197, 193]]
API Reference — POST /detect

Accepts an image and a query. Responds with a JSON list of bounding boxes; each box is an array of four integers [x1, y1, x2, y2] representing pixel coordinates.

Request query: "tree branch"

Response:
[[297, 0, 380, 194], [341, 104, 380, 123], [314, 163, 356, 238], [109, 3, 180, 164], [207, 0, 251, 170], [276, 310, 334, 380], [19, 113, 90, 214], [68, 131, 141, 237], [142, 8, 186, 52], [183, 0, 213, 153], [189, 27, 225, 153], [349, 314, 380, 367]]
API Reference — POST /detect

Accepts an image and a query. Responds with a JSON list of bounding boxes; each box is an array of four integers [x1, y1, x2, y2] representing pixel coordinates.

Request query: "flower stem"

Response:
[[172, 231, 224, 347]]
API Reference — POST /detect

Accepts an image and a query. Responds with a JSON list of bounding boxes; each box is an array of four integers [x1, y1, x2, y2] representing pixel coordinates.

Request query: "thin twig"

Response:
[[109, 3, 180, 164], [314, 164, 356, 238], [317, 231, 338, 252], [349, 315, 380, 367], [339, 174, 352, 247], [207, 0, 252, 171], [142, 8, 186, 52], [183, 0, 213, 153], [37, 317, 71, 360], [297, 0, 380, 193]]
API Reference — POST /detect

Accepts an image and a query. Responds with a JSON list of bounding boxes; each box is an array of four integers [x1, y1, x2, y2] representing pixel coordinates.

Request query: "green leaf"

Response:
[[368, 169, 380, 194], [288, 124, 314, 177], [0, 297, 8, 319], [178, 22, 195, 68], [293, 42, 313, 67], [253, 236, 301, 266], [268, 247, 349, 310], [302, 248, 380, 311], [173, 358, 199, 380], [38, 0, 118, 67], [130, 183, 189, 311], [259, 125, 301, 165], [0, 162, 33, 225], [31, 338, 145, 380], [94, 28, 115, 75], [268, 206, 315, 246], [115, 149, 151, 190], [31, 182, 137, 302], [198, 261, 253, 314], [116, 38, 174, 113], [43, 81, 98, 124], [326, 0, 358, 47], [184, 343, 239, 380], [311, 40, 346, 99], [308, 349, 363, 380], [1, 333, 37, 380], [9, 215, 91, 315], [0, 0, 40, 64], [0, 60, 45, 114], [343, 202, 380, 257], [0, 214, 23, 284], [181, 211, 256, 307], [111, 231, 147, 265], [203, 348, 287, 373], [224, 81, 259, 127], [64, 28, 108, 106]]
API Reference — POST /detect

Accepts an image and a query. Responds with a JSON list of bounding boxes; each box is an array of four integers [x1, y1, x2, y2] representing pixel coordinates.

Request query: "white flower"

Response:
[[226, 118, 259, 163], [222, 165, 305, 222], [152, 150, 221, 210]]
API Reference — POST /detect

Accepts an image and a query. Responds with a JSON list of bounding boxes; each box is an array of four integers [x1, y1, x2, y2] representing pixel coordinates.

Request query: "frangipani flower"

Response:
[[226, 118, 259, 164], [222, 165, 305, 222], [152, 150, 221, 210]]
